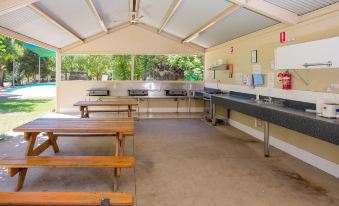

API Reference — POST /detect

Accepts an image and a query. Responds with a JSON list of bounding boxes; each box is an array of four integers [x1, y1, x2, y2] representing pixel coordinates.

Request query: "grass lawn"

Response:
[[0, 98, 54, 134]]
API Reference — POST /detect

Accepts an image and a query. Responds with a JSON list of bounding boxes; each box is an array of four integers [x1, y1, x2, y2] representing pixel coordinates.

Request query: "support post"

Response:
[[263, 121, 270, 157], [38, 56, 41, 83], [12, 59, 15, 86], [131, 55, 135, 80], [55, 51, 62, 113]]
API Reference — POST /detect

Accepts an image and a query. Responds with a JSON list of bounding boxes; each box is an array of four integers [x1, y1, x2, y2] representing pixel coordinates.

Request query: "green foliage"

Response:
[[62, 55, 113, 80], [16, 50, 38, 81], [62, 56, 83, 73], [0, 36, 19, 64], [112, 55, 131, 80], [62, 54, 203, 81], [0, 35, 22, 86], [0, 35, 54, 85], [135, 55, 204, 81], [1, 33, 204, 84]]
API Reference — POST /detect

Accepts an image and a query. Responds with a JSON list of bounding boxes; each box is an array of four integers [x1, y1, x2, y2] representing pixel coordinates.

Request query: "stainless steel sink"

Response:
[[247, 98, 285, 107]]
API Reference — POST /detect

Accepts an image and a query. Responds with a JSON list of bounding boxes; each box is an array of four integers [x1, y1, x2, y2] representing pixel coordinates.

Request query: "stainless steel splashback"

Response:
[[85, 81, 204, 97]]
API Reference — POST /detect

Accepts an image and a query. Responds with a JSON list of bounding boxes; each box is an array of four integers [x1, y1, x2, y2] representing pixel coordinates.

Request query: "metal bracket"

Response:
[[292, 70, 309, 86]]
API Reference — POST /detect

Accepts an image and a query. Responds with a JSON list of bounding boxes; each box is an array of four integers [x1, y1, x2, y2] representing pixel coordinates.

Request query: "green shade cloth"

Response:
[[23, 43, 56, 57]]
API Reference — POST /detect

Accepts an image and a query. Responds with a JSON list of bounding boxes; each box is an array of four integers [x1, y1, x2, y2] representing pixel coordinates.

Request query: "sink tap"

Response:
[[264, 97, 273, 104]]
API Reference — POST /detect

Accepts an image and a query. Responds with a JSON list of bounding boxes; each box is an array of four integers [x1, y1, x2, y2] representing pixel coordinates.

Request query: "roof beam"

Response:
[[0, 0, 39, 15], [158, 0, 183, 33], [0, 26, 59, 51], [29, 4, 84, 43], [227, 0, 300, 25], [85, 0, 107, 33], [183, 4, 240, 43], [129, 0, 140, 23]]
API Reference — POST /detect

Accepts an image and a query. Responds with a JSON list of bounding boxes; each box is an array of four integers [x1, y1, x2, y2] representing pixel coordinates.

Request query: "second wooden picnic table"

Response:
[[74, 99, 139, 118]]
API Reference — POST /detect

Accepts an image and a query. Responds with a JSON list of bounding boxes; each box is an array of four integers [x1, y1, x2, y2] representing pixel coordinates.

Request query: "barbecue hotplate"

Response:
[[128, 89, 148, 96], [165, 90, 187, 96]]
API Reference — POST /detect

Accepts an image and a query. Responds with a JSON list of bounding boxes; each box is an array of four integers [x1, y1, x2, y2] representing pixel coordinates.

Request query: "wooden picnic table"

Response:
[[12, 117, 134, 190], [74, 100, 139, 118]]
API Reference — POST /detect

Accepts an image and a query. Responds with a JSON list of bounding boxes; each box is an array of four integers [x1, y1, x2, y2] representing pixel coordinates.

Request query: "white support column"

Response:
[[131, 55, 135, 80], [55, 51, 62, 112], [38, 56, 41, 83], [12, 59, 15, 86]]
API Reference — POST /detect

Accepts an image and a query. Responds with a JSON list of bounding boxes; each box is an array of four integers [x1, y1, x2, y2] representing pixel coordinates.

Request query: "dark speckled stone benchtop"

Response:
[[212, 93, 339, 146]]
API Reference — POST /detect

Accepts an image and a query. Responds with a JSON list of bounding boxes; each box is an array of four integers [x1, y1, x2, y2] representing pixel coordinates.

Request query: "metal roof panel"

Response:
[[265, 0, 339, 15], [192, 8, 278, 48], [0, 6, 78, 48]]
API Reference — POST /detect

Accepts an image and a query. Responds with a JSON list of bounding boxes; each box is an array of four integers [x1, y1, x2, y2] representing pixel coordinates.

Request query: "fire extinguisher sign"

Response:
[[280, 32, 286, 44]]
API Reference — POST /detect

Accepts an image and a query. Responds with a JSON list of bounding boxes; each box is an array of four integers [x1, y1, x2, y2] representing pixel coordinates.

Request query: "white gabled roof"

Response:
[[0, 0, 338, 51]]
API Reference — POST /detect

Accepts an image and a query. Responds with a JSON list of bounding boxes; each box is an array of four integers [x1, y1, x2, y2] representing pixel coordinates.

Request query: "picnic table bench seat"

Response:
[[53, 132, 134, 137], [0, 156, 135, 191], [0, 192, 133, 206]]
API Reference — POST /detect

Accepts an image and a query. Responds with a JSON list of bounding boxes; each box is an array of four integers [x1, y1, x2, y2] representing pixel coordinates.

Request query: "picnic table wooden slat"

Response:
[[13, 118, 134, 133], [74, 100, 138, 106], [0, 192, 133, 206], [0, 156, 135, 168]]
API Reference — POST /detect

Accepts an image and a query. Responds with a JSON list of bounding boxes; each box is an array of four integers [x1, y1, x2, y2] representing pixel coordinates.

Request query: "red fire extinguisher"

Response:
[[277, 71, 292, 90]]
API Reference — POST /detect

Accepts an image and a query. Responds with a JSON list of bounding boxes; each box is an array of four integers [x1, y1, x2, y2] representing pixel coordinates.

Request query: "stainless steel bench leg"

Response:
[[212, 104, 217, 126], [263, 121, 270, 157]]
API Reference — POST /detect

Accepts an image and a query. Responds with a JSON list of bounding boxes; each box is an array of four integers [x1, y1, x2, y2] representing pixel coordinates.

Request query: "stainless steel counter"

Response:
[[95, 95, 196, 113]]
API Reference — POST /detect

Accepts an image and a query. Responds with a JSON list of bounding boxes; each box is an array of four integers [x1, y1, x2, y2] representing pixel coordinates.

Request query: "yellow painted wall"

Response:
[[207, 11, 339, 164], [65, 25, 204, 55]]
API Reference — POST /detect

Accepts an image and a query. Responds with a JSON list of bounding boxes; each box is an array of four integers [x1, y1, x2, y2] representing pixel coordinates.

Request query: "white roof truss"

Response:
[[227, 0, 300, 25], [137, 23, 205, 53], [158, 0, 183, 33], [0, 0, 39, 15], [85, 0, 107, 33], [129, 0, 140, 24], [183, 4, 241, 43], [29, 4, 84, 43]]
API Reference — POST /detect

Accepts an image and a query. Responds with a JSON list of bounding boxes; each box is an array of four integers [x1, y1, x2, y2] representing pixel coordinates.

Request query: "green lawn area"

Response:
[[0, 98, 54, 134]]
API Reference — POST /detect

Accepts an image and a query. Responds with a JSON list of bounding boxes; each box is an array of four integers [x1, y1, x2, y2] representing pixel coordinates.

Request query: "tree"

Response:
[[16, 50, 39, 82], [85, 55, 112, 80], [0, 35, 21, 86], [62, 55, 113, 80], [112, 55, 131, 80], [134, 55, 204, 81], [62, 55, 83, 74]]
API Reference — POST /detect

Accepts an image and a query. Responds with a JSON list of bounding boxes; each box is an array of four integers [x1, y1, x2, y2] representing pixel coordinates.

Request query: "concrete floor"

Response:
[[0, 117, 338, 206]]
